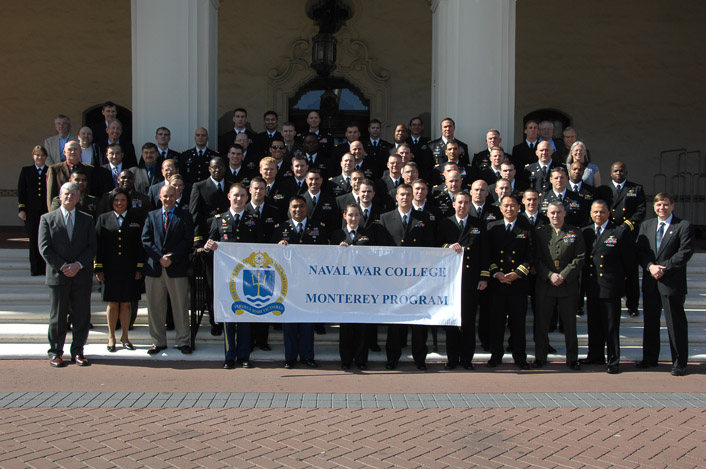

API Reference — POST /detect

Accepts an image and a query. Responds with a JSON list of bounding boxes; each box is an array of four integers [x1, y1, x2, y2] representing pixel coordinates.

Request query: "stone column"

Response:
[[431, 0, 515, 152], [131, 0, 219, 155]]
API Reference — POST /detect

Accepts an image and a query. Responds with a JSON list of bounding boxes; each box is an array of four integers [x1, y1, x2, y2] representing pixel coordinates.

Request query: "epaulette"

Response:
[[214, 214, 221, 218]]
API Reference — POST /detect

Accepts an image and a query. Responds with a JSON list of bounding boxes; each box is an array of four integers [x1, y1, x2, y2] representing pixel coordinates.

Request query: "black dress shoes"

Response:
[[486, 359, 500, 368], [461, 362, 475, 370], [444, 363, 457, 370], [629, 308, 639, 317], [385, 361, 397, 370], [178, 345, 192, 354], [211, 324, 223, 336], [671, 365, 686, 376], [147, 345, 166, 355], [237, 359, 252, 368], [568, 361, 581, 371], [532, 360, 547, 369], [580, 358, 606, 365], [416, 362, 427, 371], [301, 359, 318, 368], [547, 345, 557, 354], [369, 344, 381, 352], [516, 362, 530, 370], [341, 363, 351, 370], [635, 361, 658, 369], [259, 343, 271, 351], [223, 360, 235, 370], [356, 363, 367, 370], [284, 361, 296, 369], [607, 365, 620, 374]]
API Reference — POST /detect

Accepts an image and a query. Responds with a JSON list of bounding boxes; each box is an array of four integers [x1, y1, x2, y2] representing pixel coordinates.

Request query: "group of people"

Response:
[[19, 104, 694, 375]]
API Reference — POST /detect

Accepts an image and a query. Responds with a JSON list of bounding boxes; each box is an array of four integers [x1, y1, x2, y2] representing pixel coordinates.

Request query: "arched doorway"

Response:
[[289, 77, 369, 145], [523, 108, 571, 139], [83, 103, 133, 143]]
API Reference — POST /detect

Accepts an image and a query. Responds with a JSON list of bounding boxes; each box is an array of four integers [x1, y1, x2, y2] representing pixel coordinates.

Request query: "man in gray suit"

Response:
[[44, 115, 78, 165], [39, 182, 97, 367]]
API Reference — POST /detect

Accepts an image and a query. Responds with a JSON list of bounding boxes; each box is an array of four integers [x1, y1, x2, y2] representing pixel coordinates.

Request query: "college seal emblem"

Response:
[[229, 251, 287, 316]]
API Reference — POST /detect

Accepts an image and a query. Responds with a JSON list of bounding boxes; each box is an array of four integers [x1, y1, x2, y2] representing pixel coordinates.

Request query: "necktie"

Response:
[[198, 150, 204, 158], [346, 176, 350, 186], [529, 215, 535, 225], [363, 208, 369, 220], [350, 230, 356, 240], [506, 223, 512, 232], [162, 151, 167, 159], [233, 213, 240, 226], [596, 226, 602, 238], [557, 193, 563, 201], [38, 167, 43, 176], [217, 182, 223, 193], [459, 220, 464, 231], [542, 166, 547, 176], [147, 169, 153, 182], [163, 211, 170, 232], [414, 138, 418, 145], [393, 179, 399, 188], [312, 195, 317, 206], [117, 214, 124, 227], [616, 184, 622, 192], [530, 142, 534, 150], [297, 222, 303, 234], [112, 166, 119, 186], [402, 214, 408, 230], [656, 222, 666, 250], [495, 171, 500, 179], [266, 185, 271, 196], [66, 212, 74, 240]]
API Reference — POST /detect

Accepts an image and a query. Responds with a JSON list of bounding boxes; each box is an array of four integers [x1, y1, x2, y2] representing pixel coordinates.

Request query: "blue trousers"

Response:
[[283, 323, 314, 361], [224, 322, 251, 361]]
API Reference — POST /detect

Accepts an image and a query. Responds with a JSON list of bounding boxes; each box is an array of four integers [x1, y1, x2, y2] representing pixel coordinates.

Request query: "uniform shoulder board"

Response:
[[432, 184, 441, 189], [215, 214, 221, 218]]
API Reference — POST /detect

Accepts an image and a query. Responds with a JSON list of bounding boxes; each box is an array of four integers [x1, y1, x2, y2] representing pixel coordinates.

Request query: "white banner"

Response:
[[213, 243, 463, 325]]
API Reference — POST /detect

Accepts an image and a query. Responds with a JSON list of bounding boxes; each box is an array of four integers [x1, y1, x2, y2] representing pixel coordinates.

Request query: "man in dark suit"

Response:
[[142, 184, 194, 355], [568, 161, 596, 205], [363, 119, 393, 176], [598, 161, 646, 317], [46, 141, 95, 208], [486, 194, 533, 370], [97, 119, 137, 169], [328, 152, 356, 197], [472, 129, 508, 170], [131, 143, 163, 194], [218, 107, 257, 156], [511, 120, 540, 171], [94, 144, 128, 195], [204, 183, 258, 369], [18, 145, 49, 275], [180, 127, 218, 185], [538, 120, 564, 153], [303, 133, 334, 180], [532, 202, 585, 370], [379, 184, 435, 370], [438, 191, 489, 370], [272, 196, 329, 368], [427, 118, 470, 167], [38, 182, 97, 367], [251, 110, 282, 158], [636, 193, 694, 376], [155, 126, 181, 163], [147, 159, 180, 208], [332, 123, 361, 162], [581, 200, 632, 374]]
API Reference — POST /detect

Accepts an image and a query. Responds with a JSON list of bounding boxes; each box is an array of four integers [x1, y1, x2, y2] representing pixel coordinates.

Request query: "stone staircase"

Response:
[[0, 248, 705, 364]]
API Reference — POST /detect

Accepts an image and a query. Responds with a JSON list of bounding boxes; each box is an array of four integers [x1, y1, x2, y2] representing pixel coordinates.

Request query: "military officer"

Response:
[[532, 201, 585, 370], [539, 166, 587, 228], [581, 200, 632, 374], [204, 183, 258, 370], [18, 145, 50, 275]]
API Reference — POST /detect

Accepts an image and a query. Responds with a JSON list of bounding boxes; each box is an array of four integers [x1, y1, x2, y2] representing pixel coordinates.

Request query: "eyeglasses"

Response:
[[271, 145, 285, 150]]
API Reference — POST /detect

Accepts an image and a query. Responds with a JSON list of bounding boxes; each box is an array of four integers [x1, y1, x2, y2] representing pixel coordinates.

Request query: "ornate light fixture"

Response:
[[307, 0, 352, 78]]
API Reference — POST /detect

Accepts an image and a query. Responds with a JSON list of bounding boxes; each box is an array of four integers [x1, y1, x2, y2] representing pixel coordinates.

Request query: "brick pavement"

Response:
[[1, 360, 705, 468]]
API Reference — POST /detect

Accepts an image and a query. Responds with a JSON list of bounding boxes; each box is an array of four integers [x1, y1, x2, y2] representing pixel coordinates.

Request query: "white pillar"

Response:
[[431, 0, 515, 152], [131, 0, 219, 156]]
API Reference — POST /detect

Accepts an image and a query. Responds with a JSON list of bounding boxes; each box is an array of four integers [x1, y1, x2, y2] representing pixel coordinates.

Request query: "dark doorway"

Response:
[[83, 103, 133, 144], [523, 109, 571, 139], [289, 77, 369, 145]]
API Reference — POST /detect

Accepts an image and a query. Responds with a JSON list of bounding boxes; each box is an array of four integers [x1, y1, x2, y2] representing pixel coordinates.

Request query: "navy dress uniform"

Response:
[[437, 215, 489, 368], [208, 211, 258, 367], [487, 217, 533, 368], [581, 221, 631, 368], [598, 180, 646, 314], [271, 218, 329, 365], [533, 223, 585, 367], [18, 164, 49, 275]]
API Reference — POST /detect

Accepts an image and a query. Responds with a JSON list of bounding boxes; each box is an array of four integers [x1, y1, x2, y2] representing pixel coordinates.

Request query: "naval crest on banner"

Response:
[[230, 251, 287, 316]]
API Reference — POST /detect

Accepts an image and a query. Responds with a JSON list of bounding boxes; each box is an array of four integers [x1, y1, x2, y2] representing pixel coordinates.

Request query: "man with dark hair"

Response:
[[427, 117, 470, 167], [303, 168, 340, 232], [98, 119, 137, 169], [273, 196, 329, 369], [223, 143, 255, 187], [329, 152, 356, 197], [333, 123, 362, 161], [636, 193, 694, 376], [252, 110, 282, 157], [91, 101, 130, 147], [155, 127, 181, 162], [379, 184, 434, 370], [438, 191, 489, 370], [486, 194, 533, 370], [511, 120, 540, 171], [132, 142, 163, 194], [363, 119, 393, 173], [540, 165, 587, 228], [472, 129, 507, 170], [219, 107, 256, 155], [581, 200, 631, 374], [598, 161, 646, 317]]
